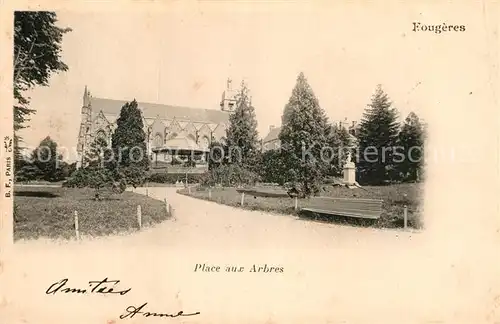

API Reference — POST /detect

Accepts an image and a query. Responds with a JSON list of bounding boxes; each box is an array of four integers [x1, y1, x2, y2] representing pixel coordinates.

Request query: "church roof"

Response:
[[90, 97, 229, 124], [263, 126, 281, 143], [262, 125, 359, 146]]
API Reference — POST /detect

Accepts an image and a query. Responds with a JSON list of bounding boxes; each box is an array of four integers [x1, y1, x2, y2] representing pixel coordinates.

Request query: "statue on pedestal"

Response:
[[343, 150, 356, 186]]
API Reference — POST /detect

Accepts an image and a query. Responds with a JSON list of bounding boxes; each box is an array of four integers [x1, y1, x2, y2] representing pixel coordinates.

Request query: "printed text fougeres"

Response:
[[413, 22, 466, 33]]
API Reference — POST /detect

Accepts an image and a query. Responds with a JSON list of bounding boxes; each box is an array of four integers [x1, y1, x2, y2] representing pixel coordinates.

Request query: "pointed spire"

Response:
[[83, 85, 90, 107]]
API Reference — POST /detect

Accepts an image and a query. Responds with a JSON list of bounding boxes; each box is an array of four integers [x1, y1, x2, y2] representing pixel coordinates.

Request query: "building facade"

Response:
[[262, 125, 281, 152], [76, 79, 237, 168], [261, 119, 359, 153]]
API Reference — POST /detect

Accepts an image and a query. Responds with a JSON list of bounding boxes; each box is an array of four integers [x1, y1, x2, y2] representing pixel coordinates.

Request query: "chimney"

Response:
[[269, 125, 275, 132], [352, 121, 356, 128]]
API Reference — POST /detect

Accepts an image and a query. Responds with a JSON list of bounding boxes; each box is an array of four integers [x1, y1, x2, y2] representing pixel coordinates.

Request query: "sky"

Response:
[[15, 1, 493, 161]]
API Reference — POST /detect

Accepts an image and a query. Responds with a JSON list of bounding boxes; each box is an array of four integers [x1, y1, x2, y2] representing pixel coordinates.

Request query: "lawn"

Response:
[[13, 186, 170, 241], [178, 183, 424, 229]]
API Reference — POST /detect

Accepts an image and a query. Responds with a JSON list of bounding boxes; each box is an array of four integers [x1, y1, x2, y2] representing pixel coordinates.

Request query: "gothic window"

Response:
[[154, 133, 163, 147], [96, 130, 107, 142], [92, 130, 108, 149]]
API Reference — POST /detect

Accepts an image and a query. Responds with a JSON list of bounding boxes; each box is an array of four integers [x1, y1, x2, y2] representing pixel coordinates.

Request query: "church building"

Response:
[[76, 79, 237, 169]]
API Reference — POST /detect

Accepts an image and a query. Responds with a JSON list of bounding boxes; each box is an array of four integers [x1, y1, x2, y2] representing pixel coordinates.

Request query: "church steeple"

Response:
[[77, 85, 93, 168], [220, 78, 237, 112], [83, 85, 91, 107]]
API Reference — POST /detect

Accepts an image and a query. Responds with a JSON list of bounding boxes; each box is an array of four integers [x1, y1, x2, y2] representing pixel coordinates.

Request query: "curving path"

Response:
[[124, 187, 419, 250], [2, 187, 482, 324]]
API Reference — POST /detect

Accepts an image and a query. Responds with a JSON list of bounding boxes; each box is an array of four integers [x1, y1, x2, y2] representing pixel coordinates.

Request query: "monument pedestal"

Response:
[[343, 161, 356, 186]]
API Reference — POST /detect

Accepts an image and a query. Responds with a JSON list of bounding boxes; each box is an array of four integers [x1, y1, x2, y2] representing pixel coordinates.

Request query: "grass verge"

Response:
[[13, 186, 170, 241]]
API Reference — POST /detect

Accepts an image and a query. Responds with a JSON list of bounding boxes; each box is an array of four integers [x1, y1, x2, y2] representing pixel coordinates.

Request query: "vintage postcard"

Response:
[[0, 1, 499, 323]]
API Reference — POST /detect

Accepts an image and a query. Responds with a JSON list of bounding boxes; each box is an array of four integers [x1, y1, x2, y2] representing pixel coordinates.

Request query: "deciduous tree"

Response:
[[31, 136, 61, 181], [13, 11, 71, 168]]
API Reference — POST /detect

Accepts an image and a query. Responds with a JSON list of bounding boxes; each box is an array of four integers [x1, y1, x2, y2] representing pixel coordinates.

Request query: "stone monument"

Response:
[[343, 151, 356, 186]]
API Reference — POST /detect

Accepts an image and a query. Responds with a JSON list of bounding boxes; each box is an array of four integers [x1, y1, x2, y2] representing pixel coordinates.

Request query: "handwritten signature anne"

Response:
[[45, 278, 200, 320], [120, 302, 200, 319]]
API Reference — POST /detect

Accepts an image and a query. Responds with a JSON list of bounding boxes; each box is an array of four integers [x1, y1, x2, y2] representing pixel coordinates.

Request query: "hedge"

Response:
[[147, 172, 206, 184]]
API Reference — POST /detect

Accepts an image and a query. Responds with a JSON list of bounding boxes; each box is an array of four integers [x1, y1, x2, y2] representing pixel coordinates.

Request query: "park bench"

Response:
[[236, 187, 289, 198], [300, 197, 383, 220]]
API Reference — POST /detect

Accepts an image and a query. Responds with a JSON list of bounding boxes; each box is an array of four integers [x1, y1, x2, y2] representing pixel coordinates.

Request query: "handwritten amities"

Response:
[[45, 278, 131, 295], [120, 302, 200, 319]]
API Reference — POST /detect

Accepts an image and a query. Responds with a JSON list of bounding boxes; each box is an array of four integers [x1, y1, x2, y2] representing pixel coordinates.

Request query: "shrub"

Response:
[[200, 164, 260, 187], [259, 149, 286, 185], [62, 167, 127, 200], [147, 172, 205, 184], [14, 164, 42, 182], [62, 168, 88, 188]]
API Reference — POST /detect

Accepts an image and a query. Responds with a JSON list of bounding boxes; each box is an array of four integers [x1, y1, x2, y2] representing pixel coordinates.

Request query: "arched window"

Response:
[[154, 133, 163, 147], [96, 129, 108, 143], [93, 130, 109, 150]]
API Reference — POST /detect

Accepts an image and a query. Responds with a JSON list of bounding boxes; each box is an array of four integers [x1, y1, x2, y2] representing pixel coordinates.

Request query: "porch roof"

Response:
[[152, 135, 209, 153]]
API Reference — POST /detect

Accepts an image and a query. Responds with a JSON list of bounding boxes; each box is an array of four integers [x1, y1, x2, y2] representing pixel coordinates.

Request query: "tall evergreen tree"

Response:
[[13, 12, 71, 169], [225, 81, 260, 171], [357, 85, 400, 184], [279, 72, 330, 196], [397, 112, 425, 182], [111, 99, 149, 187]]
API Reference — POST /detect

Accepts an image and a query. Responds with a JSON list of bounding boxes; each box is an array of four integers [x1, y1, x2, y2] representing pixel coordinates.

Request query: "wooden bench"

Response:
[[300, 197, 383, 220], [236, 188, 289, 198]]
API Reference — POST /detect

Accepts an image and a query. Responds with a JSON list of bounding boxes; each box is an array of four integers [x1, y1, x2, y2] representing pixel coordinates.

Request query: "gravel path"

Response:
[[1, 187, 491, 324]]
